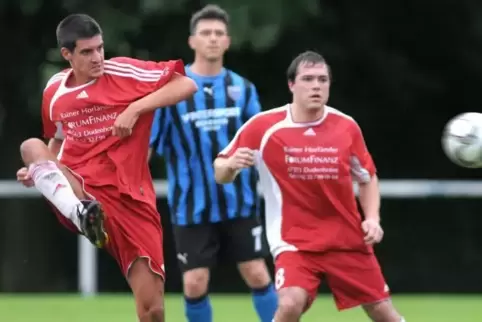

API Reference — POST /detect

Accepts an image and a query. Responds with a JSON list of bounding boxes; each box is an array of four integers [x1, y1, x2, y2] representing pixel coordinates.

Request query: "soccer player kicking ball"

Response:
[[16, 14, 197, 322], [214, 51, 406, 322]]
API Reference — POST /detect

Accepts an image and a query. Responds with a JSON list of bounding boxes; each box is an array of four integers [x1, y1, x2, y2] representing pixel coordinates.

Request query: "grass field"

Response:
[[0, 294, 479, 321]]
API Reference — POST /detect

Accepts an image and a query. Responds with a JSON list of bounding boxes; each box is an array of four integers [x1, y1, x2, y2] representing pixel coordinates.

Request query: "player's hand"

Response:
[[112, 109, 139, 138], [227, 147, 255, 171], [16, 167, 34, 188], [361, 219, 384, 245]]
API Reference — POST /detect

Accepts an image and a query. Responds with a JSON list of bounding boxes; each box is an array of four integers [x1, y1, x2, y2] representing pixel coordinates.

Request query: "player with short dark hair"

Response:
[[149, 5, 277, 322], [16, 13, 197, 322], [214, 50, 406, 322], [56, 13, 102, 50], [189, 4, 229, 34]]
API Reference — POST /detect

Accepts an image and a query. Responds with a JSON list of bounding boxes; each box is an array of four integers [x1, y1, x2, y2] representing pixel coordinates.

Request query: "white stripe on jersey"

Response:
[[104, 60, 167, 75], [104, 69, 162, 82], [104, 60, 169, 82]]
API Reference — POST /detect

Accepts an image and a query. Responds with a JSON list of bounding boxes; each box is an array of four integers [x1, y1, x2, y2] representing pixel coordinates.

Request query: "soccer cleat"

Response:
[[77, 200, 109, 248]]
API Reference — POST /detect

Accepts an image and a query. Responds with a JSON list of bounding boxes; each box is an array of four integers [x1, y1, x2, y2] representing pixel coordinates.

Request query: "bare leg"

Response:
[[273, 287, 309, 322], [182, 268, 212, 321], [362, 299, 405, 322], [238, 259, 278, 322], [127, 258, 165, 322], [238, 259, 272, 289]]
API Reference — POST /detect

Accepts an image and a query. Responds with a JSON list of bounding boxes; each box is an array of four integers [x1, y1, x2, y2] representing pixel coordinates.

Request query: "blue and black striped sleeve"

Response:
[[149, 108, 171, 156], [244, 83, 261, 120]]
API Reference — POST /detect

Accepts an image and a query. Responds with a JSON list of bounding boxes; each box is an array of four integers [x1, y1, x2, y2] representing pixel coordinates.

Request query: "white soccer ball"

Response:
[[442, 112, 482, 168]]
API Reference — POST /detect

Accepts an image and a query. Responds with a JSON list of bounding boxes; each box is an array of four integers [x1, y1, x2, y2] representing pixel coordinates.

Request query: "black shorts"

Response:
[[173, 217, 270, 272]]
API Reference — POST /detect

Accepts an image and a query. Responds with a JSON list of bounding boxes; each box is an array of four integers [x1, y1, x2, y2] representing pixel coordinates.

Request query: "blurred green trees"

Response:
[[1, 0, 482, 180]]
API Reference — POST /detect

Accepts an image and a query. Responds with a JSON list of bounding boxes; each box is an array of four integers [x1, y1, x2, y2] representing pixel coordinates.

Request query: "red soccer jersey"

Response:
[[218, 104, 377, 257], [41, 57, 185, 203]]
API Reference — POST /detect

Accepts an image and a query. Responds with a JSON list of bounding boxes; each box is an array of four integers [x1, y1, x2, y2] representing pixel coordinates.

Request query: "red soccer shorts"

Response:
[[50, 180, 165, 280], [274, 250, 390, 311]]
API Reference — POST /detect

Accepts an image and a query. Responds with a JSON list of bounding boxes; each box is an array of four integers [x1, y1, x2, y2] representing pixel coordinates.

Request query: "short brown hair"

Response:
[[56, 14, 102, 52], [286, 51, 332, 82], [190, 4, 229, 34]]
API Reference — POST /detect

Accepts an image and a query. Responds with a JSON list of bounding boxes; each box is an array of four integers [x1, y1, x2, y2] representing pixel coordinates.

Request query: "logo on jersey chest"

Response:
[[283, 145, 340, 181], [66, 112, 117, 129], [227, 85, 242, 100], [181, 107, 241, 132], [57, 104, 119, 143], [59, 105, 109, 120]]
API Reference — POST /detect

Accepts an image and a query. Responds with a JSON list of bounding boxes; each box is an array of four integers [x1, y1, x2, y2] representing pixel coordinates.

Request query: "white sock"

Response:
[[400, 318, 406, 322], [29, 161, 83, 231]]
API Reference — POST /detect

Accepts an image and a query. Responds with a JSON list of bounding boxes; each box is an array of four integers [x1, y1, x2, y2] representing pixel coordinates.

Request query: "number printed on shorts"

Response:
[[251, 225, 263, 252], [275, 268, 285, 290]]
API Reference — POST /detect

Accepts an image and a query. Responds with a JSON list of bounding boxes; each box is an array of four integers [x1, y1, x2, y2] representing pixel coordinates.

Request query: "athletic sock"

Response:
[[252, 283, 278, 322], [29, 161, 83, 230], [184, 294, 212, 322]]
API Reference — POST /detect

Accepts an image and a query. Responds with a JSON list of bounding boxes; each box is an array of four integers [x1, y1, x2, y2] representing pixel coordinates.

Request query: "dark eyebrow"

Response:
[[80, 43, 103, 52]]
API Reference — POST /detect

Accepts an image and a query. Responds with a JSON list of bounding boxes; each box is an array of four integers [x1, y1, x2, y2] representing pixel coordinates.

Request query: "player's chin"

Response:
[[306, 102, 325, 110], [205, 54, 222, 62], [89, 68, 104, 78]]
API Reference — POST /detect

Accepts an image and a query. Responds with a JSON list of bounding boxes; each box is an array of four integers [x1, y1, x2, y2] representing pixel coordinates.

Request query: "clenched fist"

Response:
[[361, 219, 384, 245], [227, 147, 255, 171], [17, 167, 34, 188], [112, 108, 139, 138]]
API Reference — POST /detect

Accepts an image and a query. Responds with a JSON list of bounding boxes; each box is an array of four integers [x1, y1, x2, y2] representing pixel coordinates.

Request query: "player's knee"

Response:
[[363, 299, 402, 322], [238, 259, 271, 288], [277, 292, 305, 318], [183, 268, 209, 298], [140, 304, 164, 322], [20, 138, 49, 164]]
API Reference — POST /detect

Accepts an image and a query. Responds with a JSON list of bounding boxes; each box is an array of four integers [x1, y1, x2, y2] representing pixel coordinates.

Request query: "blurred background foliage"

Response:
[[2, 0, 482, 180]]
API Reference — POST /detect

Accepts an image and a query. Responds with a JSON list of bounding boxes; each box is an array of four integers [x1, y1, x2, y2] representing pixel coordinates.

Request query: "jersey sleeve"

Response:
[[41, 88, 63, 140], [243, 83, 261, 120], [149, 107, 171, 156], [350, 122, 376, 183], [218, 117, 261, 158], [106, 57, 186, 101]]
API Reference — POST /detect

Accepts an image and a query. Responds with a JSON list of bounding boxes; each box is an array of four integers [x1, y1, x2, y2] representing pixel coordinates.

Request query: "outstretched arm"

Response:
[[127, 73, 197, 115], [107, 57, 197, 137], [113, 74, 196, 137]]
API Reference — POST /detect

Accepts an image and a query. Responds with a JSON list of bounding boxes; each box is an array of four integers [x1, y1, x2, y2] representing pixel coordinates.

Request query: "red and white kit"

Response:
[[42, 57, 185, 278], [218, 104, 389, 310]]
